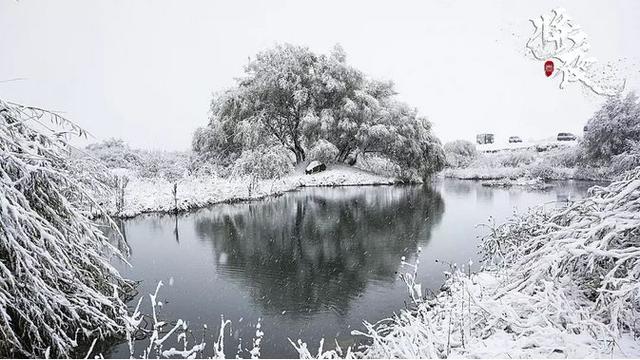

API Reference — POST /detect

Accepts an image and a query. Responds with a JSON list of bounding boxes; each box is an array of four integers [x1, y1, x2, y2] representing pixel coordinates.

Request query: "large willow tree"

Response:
[[193, 44, 445, 179], [0, 99, 130, 357]]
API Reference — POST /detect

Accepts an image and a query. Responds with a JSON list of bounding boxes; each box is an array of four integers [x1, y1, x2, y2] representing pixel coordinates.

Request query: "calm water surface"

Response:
[[104, 179, 600, 358]]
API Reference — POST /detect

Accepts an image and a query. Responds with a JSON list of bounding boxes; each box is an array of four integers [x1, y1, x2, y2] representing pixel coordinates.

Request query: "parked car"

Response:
[[476, 133, 495, 144], [557, 132, 577, 141], [508, 136, 522, 143]]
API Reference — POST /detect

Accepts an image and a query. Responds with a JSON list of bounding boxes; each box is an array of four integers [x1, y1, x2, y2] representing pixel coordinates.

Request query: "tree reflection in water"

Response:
[[193, 185, 444, 317]]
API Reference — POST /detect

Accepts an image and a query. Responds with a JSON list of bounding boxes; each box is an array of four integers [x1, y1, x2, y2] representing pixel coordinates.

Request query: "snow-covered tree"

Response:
[[444, 139, 478, 168], [232, 145, 294, 179], [582, 92, 640, 165], [307, 139, 339, 164], [0, 99, 130, 357], [194, 44, 445, 179], [85, 137, 142, 169], [194, 45, 318, 164]]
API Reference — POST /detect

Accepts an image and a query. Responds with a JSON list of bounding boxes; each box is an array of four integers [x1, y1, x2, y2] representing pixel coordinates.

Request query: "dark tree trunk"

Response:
[[292, 143, 306, 164], [345, 151, 358, 165], [337, 147, 350, 163]]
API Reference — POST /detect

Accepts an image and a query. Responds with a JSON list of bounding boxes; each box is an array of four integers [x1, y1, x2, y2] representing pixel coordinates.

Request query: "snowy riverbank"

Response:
[[106, 165, 397, 218], [442, 143, 610, 182], [292, 168, 640, 359]]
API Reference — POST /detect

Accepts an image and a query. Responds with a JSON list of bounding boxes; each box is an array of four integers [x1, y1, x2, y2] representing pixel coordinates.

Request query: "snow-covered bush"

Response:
[[581, 91, 640, 164], [308, 139, 338, 164], [0, 99, 130, 357], [543, 145, 581, 168], [137, 150, 189, 182], [481, 167, 640, 336], [443, 140, 477, 168], [496, 150, 536, 167], [87, 139, 190, 181], [356, 153, 403, 178], [527, 162, 561, 181], [573, 165, 610, 181], [188, 157, 220, 177], [232, 146, 293, 179], [609, 139, 640, 176], [85, 138, 142, 169], [67, 151, 118, 204]]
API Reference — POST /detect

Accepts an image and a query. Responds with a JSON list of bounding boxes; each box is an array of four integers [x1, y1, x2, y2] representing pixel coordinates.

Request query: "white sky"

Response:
[[1, 0, 639, 150]]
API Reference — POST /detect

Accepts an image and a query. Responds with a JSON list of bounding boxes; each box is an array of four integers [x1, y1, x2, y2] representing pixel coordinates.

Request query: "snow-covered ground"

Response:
[[107, 165, 397, 218]]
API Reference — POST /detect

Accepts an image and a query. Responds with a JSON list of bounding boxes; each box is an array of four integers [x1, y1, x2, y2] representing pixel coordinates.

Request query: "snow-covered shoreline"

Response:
[[442, 143, 611, 183], [107, 165, 398, 218], [293, 168, 640, 359]]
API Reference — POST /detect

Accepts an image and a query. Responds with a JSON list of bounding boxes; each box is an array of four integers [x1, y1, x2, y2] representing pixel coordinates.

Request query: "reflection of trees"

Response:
[[441, 179, 473, 195], [193, 185, 444, 317], [476, 185, 494, 203]]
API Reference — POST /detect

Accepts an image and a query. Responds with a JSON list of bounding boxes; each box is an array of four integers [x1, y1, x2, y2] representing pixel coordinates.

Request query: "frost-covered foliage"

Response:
[[355, 154, 403, 178], [611, 140, 640, 176], [572, 165, 610, 181], [308, 139, 339, 164], [444, 144, 605, 182], [496, 149, 537, 167], [581, 92, 640, 171], [295, 167, 640, 358], [480, 168, 640, 335], [443, 148, 536, 180], [232, 146, 294, 180], [193, 44, 445, 179], [0, 99, 130, 357], [191, 125, 232, 164], [443, 140, 477, 168], [543, 145, 581, 168], [527, 162, 562, 181], [137, 150, 190, 182], [67, 150, 119, 203], [85, 138, 142, 169], [85, 138, 191, 181]]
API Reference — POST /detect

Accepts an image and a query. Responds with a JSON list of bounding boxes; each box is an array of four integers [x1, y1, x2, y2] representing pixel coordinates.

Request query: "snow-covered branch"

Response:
[[0, 99, 131, 357]]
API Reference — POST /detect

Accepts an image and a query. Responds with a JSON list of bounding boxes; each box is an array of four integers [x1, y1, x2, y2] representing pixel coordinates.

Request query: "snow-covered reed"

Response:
[[108, 281, 263, 359], [482, 167, 640, 338], [0, 99, 131, 357], [292, 167, 640, 358]]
